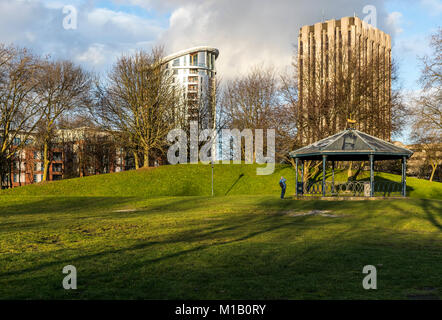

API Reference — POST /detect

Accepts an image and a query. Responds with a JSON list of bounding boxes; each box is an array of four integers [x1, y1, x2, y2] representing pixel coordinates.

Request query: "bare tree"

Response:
[[34, 59, 92, 181], [421, 138, 441, 182], [95, 46, 181, 168], [280, 61, 323, 182], [420, 28, 442, 92], [0, 45, 43, 188], [74, 130, 117, 176], [92, 83, 141, 169], [410, 28, 442, 181], [223, 66, 295, 162], [55, 114, 119, 178], [412, 28, 441, 136], [224, 67, 279, 130]]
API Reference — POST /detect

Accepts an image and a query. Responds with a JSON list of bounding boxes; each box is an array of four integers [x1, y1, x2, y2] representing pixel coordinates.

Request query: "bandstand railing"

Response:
[[301, 180, 402, 197]]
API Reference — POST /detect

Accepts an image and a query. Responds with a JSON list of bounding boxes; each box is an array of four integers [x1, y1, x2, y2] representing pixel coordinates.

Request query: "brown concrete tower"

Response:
[[297, 16, 392, 143]]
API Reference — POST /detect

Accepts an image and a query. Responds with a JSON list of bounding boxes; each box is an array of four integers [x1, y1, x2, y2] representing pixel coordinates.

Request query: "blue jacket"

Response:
[[279, 178, 286, 188]]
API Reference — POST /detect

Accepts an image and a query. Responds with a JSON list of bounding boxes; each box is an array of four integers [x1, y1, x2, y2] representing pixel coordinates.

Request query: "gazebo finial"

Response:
[[347, 119, 357, 130]]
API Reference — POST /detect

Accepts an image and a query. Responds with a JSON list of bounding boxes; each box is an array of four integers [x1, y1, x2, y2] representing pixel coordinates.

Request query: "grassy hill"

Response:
[[2, 163, 441, 199], [0, 163, 441, 300]]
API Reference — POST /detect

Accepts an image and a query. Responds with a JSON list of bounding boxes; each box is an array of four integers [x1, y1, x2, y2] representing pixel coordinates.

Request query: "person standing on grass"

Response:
[[279, 176, 287, 199]]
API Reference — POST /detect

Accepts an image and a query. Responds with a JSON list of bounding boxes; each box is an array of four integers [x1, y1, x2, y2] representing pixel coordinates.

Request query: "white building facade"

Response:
[[163, 46, 219, 130]]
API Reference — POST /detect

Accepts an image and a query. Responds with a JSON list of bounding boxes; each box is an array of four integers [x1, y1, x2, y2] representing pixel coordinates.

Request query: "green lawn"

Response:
[[0, 164, 441, 299], [3, 163, 441, 199]]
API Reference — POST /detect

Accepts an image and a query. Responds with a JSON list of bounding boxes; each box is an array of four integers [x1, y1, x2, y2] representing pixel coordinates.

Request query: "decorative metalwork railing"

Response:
[[372, 181, 403, 196], [301, 181, 402, 197]]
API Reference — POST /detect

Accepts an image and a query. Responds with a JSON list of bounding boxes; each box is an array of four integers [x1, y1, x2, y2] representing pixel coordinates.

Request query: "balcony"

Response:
[[188, 76, 198, 83], [52, 164, 63, 173], [188, 84, 198, 92], [53, 153, 62, 162], [187, 93, 198, 100]]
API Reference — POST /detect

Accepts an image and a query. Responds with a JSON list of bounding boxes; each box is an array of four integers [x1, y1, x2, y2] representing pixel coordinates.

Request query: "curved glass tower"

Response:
[[163, 46, 219, 129]]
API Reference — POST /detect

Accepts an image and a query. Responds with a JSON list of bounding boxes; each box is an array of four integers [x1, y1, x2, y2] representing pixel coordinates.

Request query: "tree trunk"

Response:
[[8, 158, 12, 188], [347, 161, 353, 180], [17, 160, 21, 187], [42, 141, 50, 182], [289, 158, 295, 168], [303, 160, 320, 183], [352, 162, 364, 180], [143, 147, 149, 168], [133, 151, 139, 170], [429, 163, 437, 182], [78, 148, 83, 177], [303, 161, 309, 183]]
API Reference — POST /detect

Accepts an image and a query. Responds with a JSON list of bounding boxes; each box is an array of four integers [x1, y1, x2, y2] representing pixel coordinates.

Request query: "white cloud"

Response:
[[75, 43, 107, 67], [386, 11, 403, 35], [87, 8, 163, 36], [394, 33, 433, 58], [0, 0, 165, 72], [25, 31, 36, 42], [156, 0, 392, 80], [0, 0, 396, 78], [169, 6, 194, 28]]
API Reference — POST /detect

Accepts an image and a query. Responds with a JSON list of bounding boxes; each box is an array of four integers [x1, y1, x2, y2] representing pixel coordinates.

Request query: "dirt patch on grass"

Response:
[[72, 223, 142, 236], [36, 235, 61, 244], [266, 209, 347, 218], [286, 210, 345, 218], [113, 209, 137, 213]]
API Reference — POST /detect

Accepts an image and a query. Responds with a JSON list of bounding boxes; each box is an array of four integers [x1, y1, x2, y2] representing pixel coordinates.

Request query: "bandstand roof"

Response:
[[289, 128, 413, 161]]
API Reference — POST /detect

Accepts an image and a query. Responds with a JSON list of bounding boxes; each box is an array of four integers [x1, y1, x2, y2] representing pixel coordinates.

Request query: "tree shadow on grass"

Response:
[[225, 174, 244, 195], [0, 208, 336, 280], [389, 198, 442, 232], [422, 200, 442, 231], [358, 176, 416, 197], [2, 195, 442, 299], [7, 204, 437, 299], [0, 195, 213, 233], [0, 196, 137, 217]]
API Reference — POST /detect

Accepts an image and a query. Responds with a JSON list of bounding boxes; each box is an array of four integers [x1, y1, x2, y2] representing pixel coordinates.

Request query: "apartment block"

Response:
[[163, 46, 219, 129], [2, 128, 138, 189], [298, 16, 392, 143]]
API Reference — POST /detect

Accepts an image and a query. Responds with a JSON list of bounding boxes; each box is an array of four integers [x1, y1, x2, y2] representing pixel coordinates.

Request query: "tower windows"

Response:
[[190, 53, 198, 66]]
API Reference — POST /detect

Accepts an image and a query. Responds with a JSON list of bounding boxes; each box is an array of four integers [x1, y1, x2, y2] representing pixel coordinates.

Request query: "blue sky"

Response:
[[386, 0, 441, 90], [93, 0, 171, 27], [1, 0, 440, 142]]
